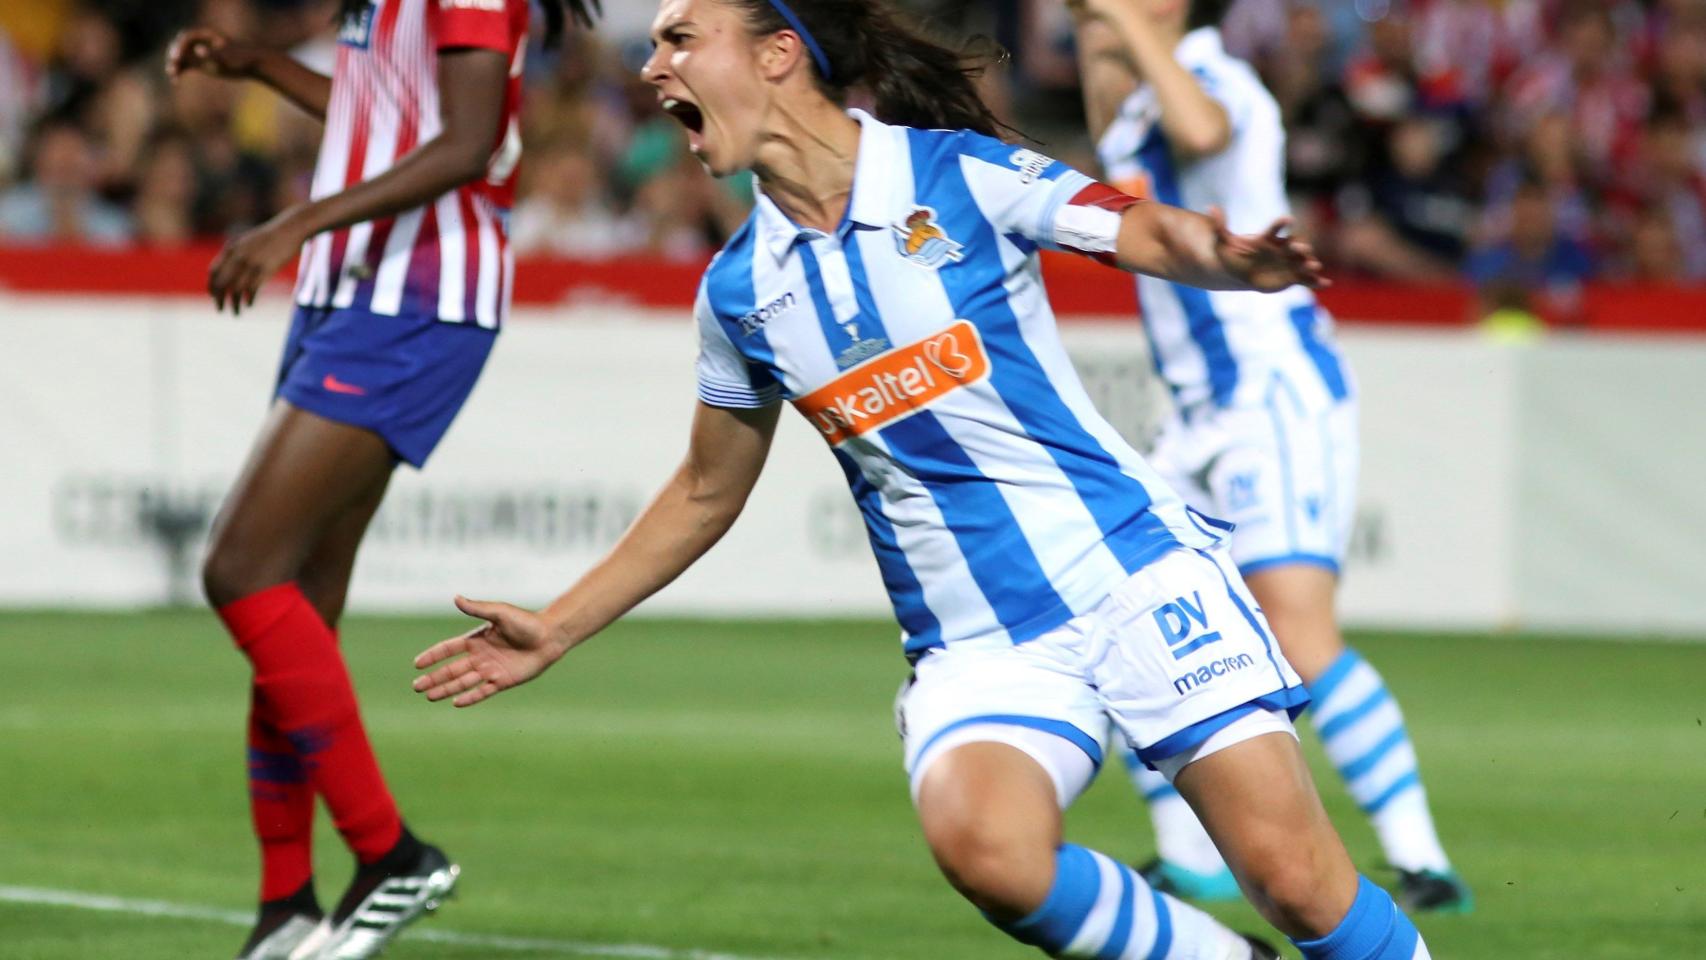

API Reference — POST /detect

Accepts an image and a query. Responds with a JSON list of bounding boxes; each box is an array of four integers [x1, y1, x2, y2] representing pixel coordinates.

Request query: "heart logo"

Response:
[[924, 332, 974, 377]]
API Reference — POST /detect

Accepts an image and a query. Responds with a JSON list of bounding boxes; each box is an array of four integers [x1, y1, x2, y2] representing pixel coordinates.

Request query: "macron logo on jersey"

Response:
[[794, 320, 989, 445]]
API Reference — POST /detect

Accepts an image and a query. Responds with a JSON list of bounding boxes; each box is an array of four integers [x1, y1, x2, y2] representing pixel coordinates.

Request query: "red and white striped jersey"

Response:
[[294, 0, 530, 327]]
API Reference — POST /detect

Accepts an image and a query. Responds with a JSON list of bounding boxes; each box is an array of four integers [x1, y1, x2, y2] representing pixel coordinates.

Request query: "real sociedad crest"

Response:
[[891, 207, 964, 269]]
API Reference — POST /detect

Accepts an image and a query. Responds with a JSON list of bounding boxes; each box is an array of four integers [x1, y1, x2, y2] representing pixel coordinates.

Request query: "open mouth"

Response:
[[660, 97, 705, 136]]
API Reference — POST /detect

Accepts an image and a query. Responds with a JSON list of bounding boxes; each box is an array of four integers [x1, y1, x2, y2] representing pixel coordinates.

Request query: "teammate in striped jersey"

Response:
[[411, 2, 1432, 958], [165, 1, 597, 957], [1068, 0, 1470, 914]]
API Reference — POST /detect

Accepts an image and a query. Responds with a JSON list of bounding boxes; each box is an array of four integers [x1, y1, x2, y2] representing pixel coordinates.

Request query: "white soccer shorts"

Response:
[[1149, 372, 1359, 577], [898, 544, 1308, 806]]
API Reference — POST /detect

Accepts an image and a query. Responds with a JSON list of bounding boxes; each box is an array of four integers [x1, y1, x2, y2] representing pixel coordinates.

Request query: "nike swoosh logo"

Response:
[[322, 373, 367, 396]]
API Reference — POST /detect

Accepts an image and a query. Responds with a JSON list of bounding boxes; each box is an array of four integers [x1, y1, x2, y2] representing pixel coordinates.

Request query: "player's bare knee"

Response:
[[1235, 842, 1344, 937], [926, 815, 1052, 916], [201, 540, 285, 608]]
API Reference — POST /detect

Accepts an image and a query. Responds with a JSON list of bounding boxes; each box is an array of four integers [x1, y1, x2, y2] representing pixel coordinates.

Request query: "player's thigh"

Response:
[[1243, 563, 1344, 682], [205, 400, 396, 602], [914, 739, 1066, 915], [1171, 728, 1359, 937], [899, 641, 1108, 812], [296, 468, 393, 628]]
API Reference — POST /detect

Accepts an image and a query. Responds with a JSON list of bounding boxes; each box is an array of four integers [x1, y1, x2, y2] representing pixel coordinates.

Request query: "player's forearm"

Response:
[[1072, 18, 1137, 142], [249, 48, 332, 120], [1115, 203, 1245, 290], [537, 466, 746, 653], [1097, 3, 1229, 157], [281, 135, 492, 239]]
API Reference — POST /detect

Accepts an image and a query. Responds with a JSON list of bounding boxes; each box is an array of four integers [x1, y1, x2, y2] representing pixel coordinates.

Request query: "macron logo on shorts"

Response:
[[1173, 653, 1257, 695], [793, 320, 989, 446]]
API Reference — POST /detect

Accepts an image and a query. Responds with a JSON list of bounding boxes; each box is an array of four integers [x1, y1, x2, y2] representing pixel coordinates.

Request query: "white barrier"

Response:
[[4, 293, 1702, 635]]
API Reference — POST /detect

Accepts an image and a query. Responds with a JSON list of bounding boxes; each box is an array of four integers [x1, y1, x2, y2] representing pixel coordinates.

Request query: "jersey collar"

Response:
[[753, 108, 905, 263]]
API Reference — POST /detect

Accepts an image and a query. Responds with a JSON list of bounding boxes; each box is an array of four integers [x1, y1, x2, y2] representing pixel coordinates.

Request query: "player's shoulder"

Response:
[[699, 215, 762, 313]]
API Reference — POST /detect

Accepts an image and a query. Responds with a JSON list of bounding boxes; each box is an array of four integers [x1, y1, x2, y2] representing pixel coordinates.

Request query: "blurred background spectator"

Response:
[[2, 0, 1704, 317]]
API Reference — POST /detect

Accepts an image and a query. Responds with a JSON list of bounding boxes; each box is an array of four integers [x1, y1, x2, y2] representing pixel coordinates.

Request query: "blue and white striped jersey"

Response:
[[1097, 27, 1352, 413], [695, 109, 1223, 659]]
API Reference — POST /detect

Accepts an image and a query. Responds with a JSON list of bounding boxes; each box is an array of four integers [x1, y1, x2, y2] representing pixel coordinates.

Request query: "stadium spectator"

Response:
[[1466, 177, 1597, 318], [510, 139, 644, 257], [0, 116, 132, 245]]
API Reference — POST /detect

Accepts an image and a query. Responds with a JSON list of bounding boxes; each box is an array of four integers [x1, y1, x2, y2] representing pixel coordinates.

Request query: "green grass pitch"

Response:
[[2, 609, 1704, 959]]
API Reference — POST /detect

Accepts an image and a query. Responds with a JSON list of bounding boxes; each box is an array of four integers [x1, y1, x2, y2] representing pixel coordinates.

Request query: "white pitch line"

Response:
[[0, 885, 786, 960]]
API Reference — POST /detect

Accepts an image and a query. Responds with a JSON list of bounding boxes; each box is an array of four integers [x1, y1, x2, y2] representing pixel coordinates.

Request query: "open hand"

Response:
[[165, 28, 259, 82], [1212, 209, 1330, 292], [207, 212, 308, 315], [413, 596, 571, 707]]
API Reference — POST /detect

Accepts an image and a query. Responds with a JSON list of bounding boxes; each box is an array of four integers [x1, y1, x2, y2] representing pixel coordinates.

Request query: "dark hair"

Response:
[[337, 0, 599, 49], [725, 0, 1008, 138], [1188, 0, 1236, 31]]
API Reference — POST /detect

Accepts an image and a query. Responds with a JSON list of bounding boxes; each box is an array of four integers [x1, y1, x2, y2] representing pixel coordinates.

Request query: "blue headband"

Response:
[[766, 0, 832, 80]]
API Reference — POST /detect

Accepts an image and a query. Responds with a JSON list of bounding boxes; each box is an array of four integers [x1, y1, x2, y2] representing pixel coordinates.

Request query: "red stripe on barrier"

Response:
[[2, 245, 1703, 332]]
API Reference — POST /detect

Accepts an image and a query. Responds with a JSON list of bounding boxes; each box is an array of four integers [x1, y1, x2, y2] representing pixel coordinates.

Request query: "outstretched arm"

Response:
[[1115, 203, 1328, 292], [412, 401, 782, 707]]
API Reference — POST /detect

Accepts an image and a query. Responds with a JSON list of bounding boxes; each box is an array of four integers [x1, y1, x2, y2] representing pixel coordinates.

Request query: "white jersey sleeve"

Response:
[[695, 279, 781, 409], [954, 131, 1140, 264]]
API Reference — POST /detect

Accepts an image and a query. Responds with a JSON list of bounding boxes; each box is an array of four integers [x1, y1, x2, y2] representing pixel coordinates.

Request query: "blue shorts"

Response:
[[275, 305, 496, 468]]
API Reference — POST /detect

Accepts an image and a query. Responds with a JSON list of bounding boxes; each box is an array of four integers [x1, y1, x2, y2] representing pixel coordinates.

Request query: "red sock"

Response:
[[221, 583, 402, 865], [247, 701, 315, 901]]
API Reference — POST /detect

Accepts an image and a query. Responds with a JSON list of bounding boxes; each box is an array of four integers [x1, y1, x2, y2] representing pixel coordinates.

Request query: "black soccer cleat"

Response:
[[1396, 868, 1473, 914], [289, 830, 459, 960], [1241, 934, 1283, 960], [235, 882, 324, 960]]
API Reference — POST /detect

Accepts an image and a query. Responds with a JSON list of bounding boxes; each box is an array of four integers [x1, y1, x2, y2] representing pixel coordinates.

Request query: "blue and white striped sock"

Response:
[[1308, 649, 1450, 873], [995, 844, 1252, 959], [1293, 876, 1432, 960]]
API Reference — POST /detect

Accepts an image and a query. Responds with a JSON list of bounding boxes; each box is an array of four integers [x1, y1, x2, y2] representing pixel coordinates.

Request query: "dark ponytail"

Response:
[[335, 0, 600, 49], [727, 0, 1009, 138]]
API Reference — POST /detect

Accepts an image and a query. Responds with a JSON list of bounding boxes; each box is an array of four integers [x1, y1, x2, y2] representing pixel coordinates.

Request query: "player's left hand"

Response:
[[207, 212, 310, 315], [412, 595, 572, 707], [1212, 209, 1330, 292]]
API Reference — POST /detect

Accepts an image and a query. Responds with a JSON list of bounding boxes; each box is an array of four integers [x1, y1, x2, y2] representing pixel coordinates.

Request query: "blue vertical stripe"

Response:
[[1096, 862, 1136, 960], [1136, 126, 1238, 406], [797, 229, 1069, 641], [1143, 887, 1174, 960], [1290, 303, 1349, 401], [831, 448, 941, 653], [909, 129, 1180, 577], [703, 224, 784, 393]]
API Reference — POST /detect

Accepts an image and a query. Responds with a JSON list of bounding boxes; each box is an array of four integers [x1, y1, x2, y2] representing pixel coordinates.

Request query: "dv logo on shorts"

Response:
[[1154, 592, 1224, 661], [892, 207, 964, 269]]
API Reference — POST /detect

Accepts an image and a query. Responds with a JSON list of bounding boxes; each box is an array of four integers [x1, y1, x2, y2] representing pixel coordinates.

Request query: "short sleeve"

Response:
[[430, 0, 517, 53], [695, 282, 782, 409], [954, 132, 1141, 265]]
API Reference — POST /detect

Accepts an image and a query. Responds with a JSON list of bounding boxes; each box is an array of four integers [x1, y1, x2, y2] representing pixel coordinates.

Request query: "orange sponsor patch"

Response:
[[1112, 173, 1153, 201], [793, 320, 990, 445]]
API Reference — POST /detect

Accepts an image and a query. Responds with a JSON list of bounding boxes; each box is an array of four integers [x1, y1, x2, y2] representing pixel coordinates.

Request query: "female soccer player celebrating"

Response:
[[165, 1, 596, 957], [415, 1, 1432, 958], [1067, 0, 1469, 913]]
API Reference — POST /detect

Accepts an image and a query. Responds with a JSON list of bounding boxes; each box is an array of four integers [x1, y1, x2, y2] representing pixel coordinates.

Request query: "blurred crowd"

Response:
[[2, 0, 1704, 306]]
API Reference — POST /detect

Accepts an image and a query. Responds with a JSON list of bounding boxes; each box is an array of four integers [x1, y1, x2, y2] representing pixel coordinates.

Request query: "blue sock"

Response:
[[992, 844, 1246, 958], [1293, 876, 1430, 960]]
